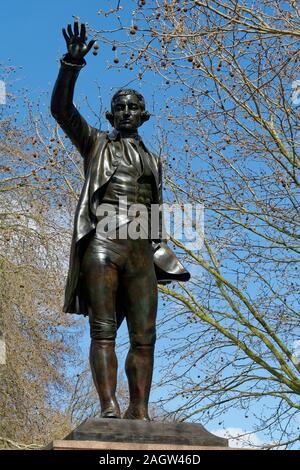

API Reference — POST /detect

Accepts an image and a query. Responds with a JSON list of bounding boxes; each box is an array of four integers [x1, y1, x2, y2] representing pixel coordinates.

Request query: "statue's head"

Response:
[[106, 89, 150, 132]]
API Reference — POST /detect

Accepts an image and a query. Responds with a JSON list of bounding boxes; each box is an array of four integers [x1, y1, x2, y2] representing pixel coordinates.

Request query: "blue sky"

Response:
[[0, 0, 164, 143]]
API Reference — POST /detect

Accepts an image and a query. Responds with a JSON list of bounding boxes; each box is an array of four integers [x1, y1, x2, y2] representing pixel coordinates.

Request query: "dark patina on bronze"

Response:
[[51, 21, 190, 421]]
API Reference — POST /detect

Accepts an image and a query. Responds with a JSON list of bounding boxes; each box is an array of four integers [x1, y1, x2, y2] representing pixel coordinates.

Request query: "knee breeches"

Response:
[[80, 233, 158, 346]]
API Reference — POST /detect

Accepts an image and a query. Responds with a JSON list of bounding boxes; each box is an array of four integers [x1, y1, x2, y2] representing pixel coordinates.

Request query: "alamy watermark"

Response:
[[292, 340, 300, 366], [291, 80, 300, 106], [0, 337, 6, 365], [96, 197, 204, 251], [291, 80, 300, 145], [0, 80, 6, 105]]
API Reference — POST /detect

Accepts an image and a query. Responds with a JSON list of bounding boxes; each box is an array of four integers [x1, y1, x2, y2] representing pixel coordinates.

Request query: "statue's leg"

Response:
[[122, 239, 158, 420], [80, 236, 123, 419]]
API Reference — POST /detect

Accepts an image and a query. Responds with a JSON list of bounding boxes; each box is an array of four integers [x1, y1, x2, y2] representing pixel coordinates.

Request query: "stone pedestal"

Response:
[[47, 418, 229, 450]]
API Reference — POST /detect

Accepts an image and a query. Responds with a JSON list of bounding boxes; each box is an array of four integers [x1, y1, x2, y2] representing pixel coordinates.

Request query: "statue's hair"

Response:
[[106, 88, 150, 126], [110, 88, 146, 112]]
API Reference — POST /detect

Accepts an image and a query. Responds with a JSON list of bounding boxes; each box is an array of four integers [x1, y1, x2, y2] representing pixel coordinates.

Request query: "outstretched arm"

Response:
[[51, 22, 97, 159]]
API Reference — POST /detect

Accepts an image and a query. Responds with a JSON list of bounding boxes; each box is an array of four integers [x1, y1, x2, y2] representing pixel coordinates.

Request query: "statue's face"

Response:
[[112, 94, 143, 132]]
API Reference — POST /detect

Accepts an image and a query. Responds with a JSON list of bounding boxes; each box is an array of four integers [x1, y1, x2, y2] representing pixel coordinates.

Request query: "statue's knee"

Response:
[[130, 332, 156, 348], [90, 319, 117, 341]]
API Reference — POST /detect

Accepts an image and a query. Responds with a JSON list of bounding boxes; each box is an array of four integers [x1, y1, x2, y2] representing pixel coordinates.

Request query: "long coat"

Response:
[[51, 56, 190, 320]]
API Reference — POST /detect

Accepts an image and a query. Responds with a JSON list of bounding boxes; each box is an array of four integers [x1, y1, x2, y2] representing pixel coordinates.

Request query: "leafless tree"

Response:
[[0, 66, 86, 447], [91, 0, 300, 448]]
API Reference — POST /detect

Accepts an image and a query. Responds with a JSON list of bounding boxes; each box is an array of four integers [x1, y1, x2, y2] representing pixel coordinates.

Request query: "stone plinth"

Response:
[[47, 418, 229, 450]]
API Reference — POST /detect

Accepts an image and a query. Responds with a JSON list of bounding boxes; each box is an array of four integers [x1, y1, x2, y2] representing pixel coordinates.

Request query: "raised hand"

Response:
[[62, 21, 96, 62]]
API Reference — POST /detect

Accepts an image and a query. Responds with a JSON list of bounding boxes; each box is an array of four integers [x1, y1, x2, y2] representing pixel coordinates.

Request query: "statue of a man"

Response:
[[51, 21, 190, 421]]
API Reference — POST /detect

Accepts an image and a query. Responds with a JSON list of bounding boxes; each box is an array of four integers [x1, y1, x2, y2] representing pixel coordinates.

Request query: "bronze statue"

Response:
[[51, 21, 190, 421]]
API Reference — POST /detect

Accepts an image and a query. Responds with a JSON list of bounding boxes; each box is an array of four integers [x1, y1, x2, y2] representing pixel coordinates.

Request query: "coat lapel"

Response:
[[138, 142, 159, 188]]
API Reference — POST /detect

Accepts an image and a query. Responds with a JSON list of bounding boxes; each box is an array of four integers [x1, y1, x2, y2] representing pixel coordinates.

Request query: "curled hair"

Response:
[[110, 88, 146, 112]]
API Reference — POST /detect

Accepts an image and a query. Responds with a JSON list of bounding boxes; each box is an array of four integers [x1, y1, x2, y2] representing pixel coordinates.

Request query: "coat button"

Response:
[[112, 160, 118, 167]]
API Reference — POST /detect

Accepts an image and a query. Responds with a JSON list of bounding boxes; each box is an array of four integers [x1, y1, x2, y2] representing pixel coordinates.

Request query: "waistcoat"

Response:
[[96, 138, 155, 238]]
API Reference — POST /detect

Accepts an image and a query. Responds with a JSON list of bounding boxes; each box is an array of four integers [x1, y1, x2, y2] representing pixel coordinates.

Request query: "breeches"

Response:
[[80, 233, 158, 347]]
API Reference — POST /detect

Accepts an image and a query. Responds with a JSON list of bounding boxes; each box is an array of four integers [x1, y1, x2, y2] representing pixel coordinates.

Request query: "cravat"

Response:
[[121, 138, 143, 175]]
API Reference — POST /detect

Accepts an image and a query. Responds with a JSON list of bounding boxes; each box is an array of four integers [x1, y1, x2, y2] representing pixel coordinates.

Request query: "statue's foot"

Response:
[[101, 400, 121, 419], [101, 409, 121, 418], [123, 406, 150, 421]]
